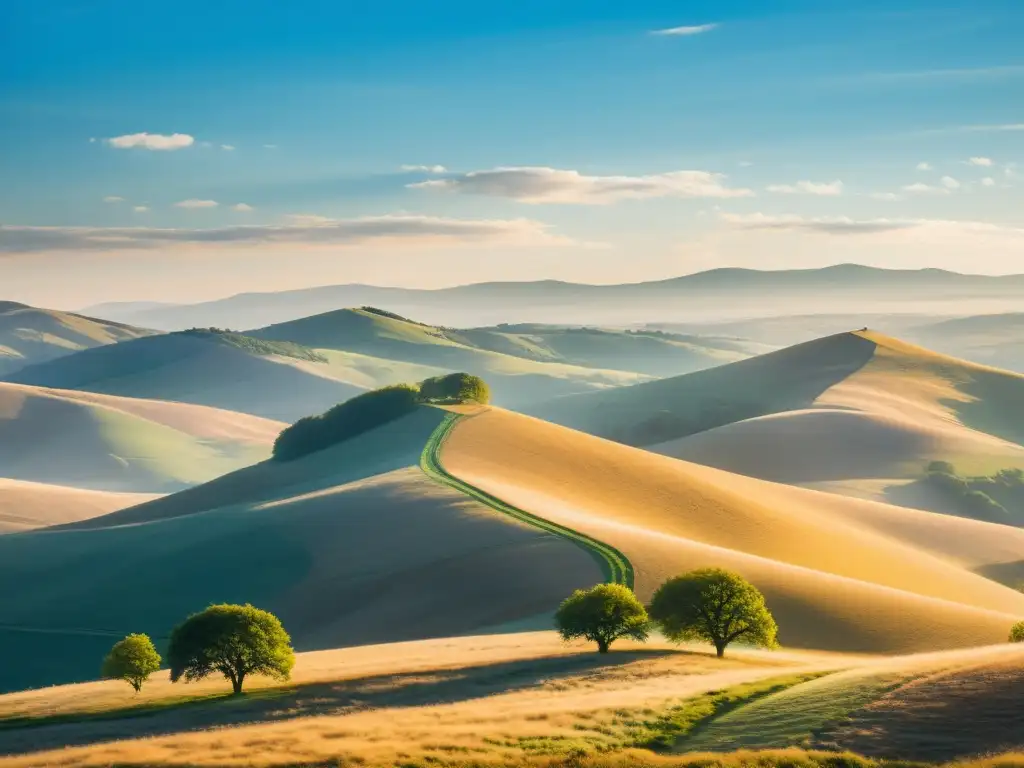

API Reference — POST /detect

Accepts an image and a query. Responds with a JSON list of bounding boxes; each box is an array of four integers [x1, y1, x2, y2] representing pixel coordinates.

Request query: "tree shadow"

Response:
[[0, 648, 679, 756]]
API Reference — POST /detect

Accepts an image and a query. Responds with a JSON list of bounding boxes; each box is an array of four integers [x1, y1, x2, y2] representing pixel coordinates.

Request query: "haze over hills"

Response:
[[0, 382, 282, 493], [78, 265, 1024, 331], [528, 330, 1024, 517], [0, 301, 152, 377]]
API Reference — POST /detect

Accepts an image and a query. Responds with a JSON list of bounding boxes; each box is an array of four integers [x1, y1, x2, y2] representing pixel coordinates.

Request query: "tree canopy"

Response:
[[554, 583, 649, 653], [168, 604, 295, 694], [1011, 621, 1024, 643], [101, 633, 162, 693], [648, 568, 778, 658], [273, 384, 421, 461], [419, 372, 491, 404]]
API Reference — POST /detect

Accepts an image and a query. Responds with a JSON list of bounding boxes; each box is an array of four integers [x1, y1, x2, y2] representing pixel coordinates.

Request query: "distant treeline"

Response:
[[273, 372, 490, 462], [923, 461, 1024, 525]]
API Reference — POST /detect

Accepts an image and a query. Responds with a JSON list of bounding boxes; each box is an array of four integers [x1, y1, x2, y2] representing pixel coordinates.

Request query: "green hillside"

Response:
[[0, 301, 153, 376]]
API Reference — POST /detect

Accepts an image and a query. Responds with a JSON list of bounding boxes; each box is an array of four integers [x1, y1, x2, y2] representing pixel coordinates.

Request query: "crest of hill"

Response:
[[527, 331, 1024, 507], [0, 382, 282, 492], [0, 302, 153, 377], [0, 406, 602, 692], [4, 329, 370, 422], [0, 479, 158, 533]]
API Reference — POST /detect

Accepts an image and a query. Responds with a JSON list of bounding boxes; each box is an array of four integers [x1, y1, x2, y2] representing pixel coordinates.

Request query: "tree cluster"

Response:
[[102, 604, 294, 695], [922, 461, 1022, 525], [419, 372, 491, 405], [556, 569, 778, 658]]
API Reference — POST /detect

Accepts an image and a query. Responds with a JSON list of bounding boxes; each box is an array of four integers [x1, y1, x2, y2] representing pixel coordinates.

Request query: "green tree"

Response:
[[554, 583, 649, 653], [101, 633, 162, 693], [168, 604, 295, 694], [419, 372, 491, 404], [649, 568, 778, 658], [1010, 621, 1024, 643], [926, 460, 957, 476]]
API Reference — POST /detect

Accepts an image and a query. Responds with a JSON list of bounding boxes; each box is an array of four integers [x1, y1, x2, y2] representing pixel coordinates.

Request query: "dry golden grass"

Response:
[[0, 478, 158, 532], [0, 632, 853, 767], [441, 407, 1024, 653]]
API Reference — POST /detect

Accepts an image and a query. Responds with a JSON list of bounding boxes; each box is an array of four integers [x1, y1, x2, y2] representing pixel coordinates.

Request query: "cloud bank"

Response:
[[411, 166, 753, 204]]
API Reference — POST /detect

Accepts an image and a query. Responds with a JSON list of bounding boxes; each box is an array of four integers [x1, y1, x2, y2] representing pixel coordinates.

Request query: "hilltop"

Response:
[[529, 331, 1024, 516], [0, 301, 152, 377], [81, 265, 1024, 330], [0, 382, 282, 493]]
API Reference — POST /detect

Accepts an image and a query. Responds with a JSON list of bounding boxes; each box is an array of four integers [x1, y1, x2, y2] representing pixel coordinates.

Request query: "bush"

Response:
[[1010, 621, 1024, 643], [273, 384, 421, 461], [926, 460, 957, 476], [555, 583, 649, 653], [168, 604, 294, 694], [649, 568, 778, 658], [419, 372, 491, 404], [101, 633, 162, 693]]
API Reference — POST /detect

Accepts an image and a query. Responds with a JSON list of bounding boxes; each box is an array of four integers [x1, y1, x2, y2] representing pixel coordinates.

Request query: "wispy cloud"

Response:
[[221, 144, 236, 151], [0, 215, 578, 254], [263, 144, 278, 149], [916, 161, 932, 171], [941, 175, 961, 190], [411, 166, 753, 204], [175, 199, 219, 209], [721, 212, 914, 235], [766, 180, 843, 196], [133, 206, 149, 213], [856, 64, 1024, 83], [869, 192, 902, 201], [232, 203, 254, 212], [651, 23, 718, 36], [902, 182, 950, 195], [106, 132, 195, 151], [102, 196, 124, 203], [401, 164, 447, 173], [981, 177, 996, 187], [967, 156, 993, 167], [919, 123, 1024, 136]]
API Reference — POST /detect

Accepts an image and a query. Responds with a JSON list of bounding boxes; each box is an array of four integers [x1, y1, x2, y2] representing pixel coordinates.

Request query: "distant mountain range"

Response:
[[77, 264, 1024, 331]]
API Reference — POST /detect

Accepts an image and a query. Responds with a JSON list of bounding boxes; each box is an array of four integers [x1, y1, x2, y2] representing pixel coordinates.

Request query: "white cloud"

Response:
[[175, 199, 219, 209], [232, 203, 254, 212], [133, 206, 149, 213], [941, 175, 961, 189], [720, 212, 915, 235], [651, 23, 718, 36], [221, 144, 236, 151], [901, 182, 950, 195], [102, 196, 124, 203], [106, 132, 195, 151], [967, 156, 993, 166], [765, 180, 843, 196], [0, 215, 579, 254], [401, 164, 447, 173], [981, 177, 996, 187], [88, 137, 97, 144], [869, 192, 903, 201], [411, 166, 754, 204], [916, 161, 932, 171]]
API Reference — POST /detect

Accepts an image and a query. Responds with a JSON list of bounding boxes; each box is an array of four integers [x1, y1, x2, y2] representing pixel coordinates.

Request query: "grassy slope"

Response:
[[4, 332, 368, 422], [0, 408, 603, 693], [0, 479, 158, 533], [0, 303, 152, 376], [251, 308, 659, 404], [0, 382, 281, 492], [529, 331, 1024, 506], [441, 407, 1024, 653]]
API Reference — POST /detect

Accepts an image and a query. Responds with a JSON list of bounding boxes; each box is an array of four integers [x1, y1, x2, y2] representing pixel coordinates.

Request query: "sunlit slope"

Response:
[[251, 307, 649, 404], [0, 479, 158, 533], [0, 302, 152, 377], [5, 331, 369, 421], [531, 330, 1024, 486], [0, 408, 602, 692], [0, 382, 281, 492], [441, 407, 1024, 653]]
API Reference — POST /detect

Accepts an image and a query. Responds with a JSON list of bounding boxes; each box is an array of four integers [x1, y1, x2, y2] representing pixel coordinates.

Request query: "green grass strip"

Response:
[[420, 412, 634, 588]]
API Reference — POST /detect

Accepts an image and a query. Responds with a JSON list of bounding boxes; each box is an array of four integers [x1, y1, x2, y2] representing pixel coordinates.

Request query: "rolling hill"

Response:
[[82, 265, 1024, 330], [0, 479, 157, 533], [0, 382, 282, 492], [528, 330, 1024, 514], [0, 301, 152, 377]]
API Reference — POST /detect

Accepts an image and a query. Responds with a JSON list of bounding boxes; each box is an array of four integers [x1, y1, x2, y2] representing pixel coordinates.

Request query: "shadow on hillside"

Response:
[[945, 368, 1024, 448], [0, 648, 677, 756]]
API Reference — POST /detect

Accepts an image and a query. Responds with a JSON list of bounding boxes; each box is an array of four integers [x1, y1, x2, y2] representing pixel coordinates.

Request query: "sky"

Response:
[[1, 0, 1023, 308]]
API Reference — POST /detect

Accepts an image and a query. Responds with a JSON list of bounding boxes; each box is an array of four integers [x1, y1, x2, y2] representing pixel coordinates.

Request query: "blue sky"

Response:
[[1, 0, 1023, 307]]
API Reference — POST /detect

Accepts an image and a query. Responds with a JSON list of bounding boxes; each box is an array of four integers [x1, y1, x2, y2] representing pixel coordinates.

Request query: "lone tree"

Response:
[[1011, 621, 1024, 643], [419, 372, 491, 405], [649, 568, 778, 658], [168, 604, 295, 694], [555, 583, 649, 653], [101, 633, 162, 693]]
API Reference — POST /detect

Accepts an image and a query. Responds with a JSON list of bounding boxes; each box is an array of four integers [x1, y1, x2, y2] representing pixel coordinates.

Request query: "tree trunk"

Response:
[[597, 638, 610, 654], [715, 642, 726, 658], [232, 673, 244, 695]]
